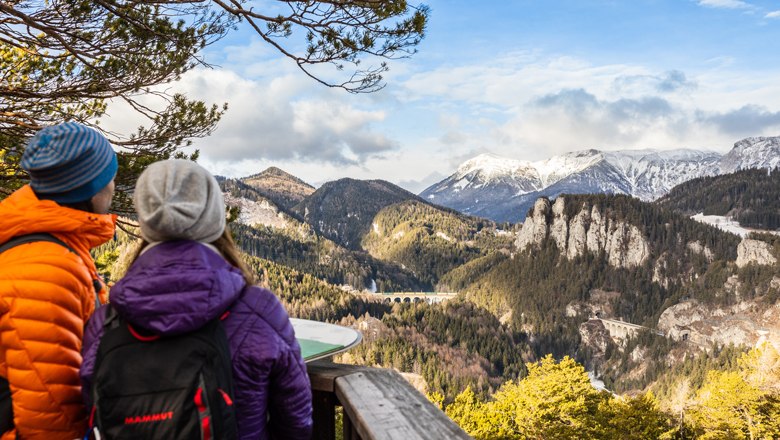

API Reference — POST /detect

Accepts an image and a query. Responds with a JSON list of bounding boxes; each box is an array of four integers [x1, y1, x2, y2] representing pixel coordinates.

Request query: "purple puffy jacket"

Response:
[[80, 241, 313, 439]]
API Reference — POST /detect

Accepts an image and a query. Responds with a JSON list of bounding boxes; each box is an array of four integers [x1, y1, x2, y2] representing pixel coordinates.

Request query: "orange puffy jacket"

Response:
[[0, 186, 115, 440]]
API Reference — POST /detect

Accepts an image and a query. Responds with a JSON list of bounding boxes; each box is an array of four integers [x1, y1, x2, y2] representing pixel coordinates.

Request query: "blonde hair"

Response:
[[129, 227, 256, 285]]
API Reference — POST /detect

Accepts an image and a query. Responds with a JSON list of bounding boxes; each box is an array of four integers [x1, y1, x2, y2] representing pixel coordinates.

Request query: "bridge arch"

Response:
[[596, 318, 661, 343], [377, 292, 458, 305]]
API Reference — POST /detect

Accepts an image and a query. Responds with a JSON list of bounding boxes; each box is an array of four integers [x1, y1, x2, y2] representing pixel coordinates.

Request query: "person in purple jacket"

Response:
[[80, 159, 313, 439]]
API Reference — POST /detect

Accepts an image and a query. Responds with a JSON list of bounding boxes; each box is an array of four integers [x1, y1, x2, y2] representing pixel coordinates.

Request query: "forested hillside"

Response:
[[91, 181, 780, 439], [218, 175, 430, 291], [219, 176, 271, 202], [241, 167, 315, 212], [453, 194, 740, 324], [443, 194, 768, 392], [233, 223, 427, 291], [252, 253, 531, 399], [362, 200, 514, 286], [444, 344, 780, 439], [657, 167, 780, 230], [292, 178, 425, 249], [342, 300, 531, 399]]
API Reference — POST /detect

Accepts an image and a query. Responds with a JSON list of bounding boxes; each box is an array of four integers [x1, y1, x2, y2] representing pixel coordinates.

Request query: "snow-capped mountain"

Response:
[[421, 136, 780, 223], [600, 149, 722, 200], [720, 137, 780, 173], [438, 154, 543, 205]]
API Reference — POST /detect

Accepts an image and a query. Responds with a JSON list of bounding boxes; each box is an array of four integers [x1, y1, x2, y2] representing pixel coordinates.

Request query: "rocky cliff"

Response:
[[736, 239, 778, 268], [515, 196, 650, 269], [658, 298, 780, 350], [223, 193, 291, 229], [579, 319, 616, 370]]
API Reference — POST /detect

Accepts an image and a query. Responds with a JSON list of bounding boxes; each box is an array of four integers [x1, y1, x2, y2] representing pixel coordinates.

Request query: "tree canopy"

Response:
[[442, 345, 780, 439], [0, 0, 429, 212], [444, 355, 675, 439]]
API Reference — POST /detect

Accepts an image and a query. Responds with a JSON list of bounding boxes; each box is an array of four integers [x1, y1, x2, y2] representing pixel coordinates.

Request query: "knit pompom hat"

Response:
[[22, 122, 118, 203], [134, 159, 226, 243]]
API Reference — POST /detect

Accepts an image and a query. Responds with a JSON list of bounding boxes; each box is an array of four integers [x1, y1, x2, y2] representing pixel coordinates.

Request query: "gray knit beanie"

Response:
[[134, 159, 226, 243]]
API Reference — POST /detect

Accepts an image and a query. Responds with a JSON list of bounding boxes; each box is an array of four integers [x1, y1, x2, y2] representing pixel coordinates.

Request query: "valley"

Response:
[[95, 149, 780, 438], [6, 2, 779, 438]]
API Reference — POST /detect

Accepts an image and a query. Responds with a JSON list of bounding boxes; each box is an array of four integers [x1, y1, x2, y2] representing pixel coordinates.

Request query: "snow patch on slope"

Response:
[[223, 193, 289, 229], [692, 214, 780, 238], [455, 153, 535, 181]]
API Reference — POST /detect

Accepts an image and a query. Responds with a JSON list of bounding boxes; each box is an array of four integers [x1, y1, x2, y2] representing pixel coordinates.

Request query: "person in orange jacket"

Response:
[[0, 122, 118, 440]]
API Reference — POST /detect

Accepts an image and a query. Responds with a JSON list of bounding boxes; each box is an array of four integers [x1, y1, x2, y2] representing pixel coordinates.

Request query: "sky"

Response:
[[103, 0, 780, 192]]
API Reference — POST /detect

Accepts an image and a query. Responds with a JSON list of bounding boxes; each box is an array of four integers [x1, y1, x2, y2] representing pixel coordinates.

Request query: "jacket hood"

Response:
[[0, 185, 116, 280], [0, 185, 116, 249], [109, 240, 246, 335]]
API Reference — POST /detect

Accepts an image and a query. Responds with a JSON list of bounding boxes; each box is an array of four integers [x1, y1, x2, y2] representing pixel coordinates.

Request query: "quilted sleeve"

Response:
[[0, 243, 93, 439], [80, 306, 108, 410], [264, 297, 313, 440]]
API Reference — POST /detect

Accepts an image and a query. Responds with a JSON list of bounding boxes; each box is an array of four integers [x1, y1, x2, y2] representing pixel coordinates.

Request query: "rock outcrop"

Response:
[[687, 241, 715, 262], [736, 239, 778, 268], [658, 299, 780, 349], [515, 196, 650, 268], [515, 198, 551, 249], [223, 193, 290, 229], [566, 289, 620, 319], [579, 319, 616, 369]]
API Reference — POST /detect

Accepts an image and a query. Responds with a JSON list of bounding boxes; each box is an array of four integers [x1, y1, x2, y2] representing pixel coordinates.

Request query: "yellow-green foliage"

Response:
[[91, 221, 142, 282], [426, 391, 445, 410], [688, 343, 780, 440], [446, 345, 780, 439], [489, 355, 605, 439], [598, 392, 673, 440], [437, 252, 511, 316], [445, 344, 780, 440], [361, 200, 510, 286], [445, 355, 667, 439], [94, 248, 120, 281]]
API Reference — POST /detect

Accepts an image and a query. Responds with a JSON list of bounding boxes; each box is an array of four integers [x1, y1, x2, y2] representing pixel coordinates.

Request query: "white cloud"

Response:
[[490, 89, 780, 159], [697, 105, 780, 136], [613, 70, 697, 94], [102, 67, 397, 166], [492, 90, 691, 159], [99, 43, 780, 186], [766, 10, 780, 18], [697, 0, 752, 9], [395, 53, 780, 162], [401, 54, 647, 108]]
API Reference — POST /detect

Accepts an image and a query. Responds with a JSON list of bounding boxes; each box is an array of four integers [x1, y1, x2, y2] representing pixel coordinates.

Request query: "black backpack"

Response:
[[0, 233, 97, 436], [89, 306, 238, 440]]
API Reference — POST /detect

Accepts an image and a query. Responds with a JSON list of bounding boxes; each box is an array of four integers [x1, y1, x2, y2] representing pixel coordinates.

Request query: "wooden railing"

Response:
[[307, 361, 471, 440]]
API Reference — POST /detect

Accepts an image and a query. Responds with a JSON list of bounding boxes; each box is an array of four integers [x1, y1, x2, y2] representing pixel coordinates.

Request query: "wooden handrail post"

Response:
[[312, 390, 338, 440]]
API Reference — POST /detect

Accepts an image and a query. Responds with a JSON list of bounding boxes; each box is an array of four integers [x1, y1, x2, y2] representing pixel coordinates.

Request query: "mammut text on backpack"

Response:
[[88, 306, 238, 440]]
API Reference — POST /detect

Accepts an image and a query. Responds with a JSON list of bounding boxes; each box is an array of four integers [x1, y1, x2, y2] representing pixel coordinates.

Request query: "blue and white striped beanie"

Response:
[[22, 122, 118, 203]]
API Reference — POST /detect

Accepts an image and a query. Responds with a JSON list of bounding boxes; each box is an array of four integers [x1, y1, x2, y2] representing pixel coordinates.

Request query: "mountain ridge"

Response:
[[241, 166, 316, 212], [422, 136, 780, 222], [291, 178, 429, 249]]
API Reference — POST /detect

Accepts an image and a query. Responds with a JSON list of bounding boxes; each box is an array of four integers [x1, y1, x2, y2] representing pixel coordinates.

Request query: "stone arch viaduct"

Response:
[[380, 292, 458, 305], [598, 318, 664, 342]]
